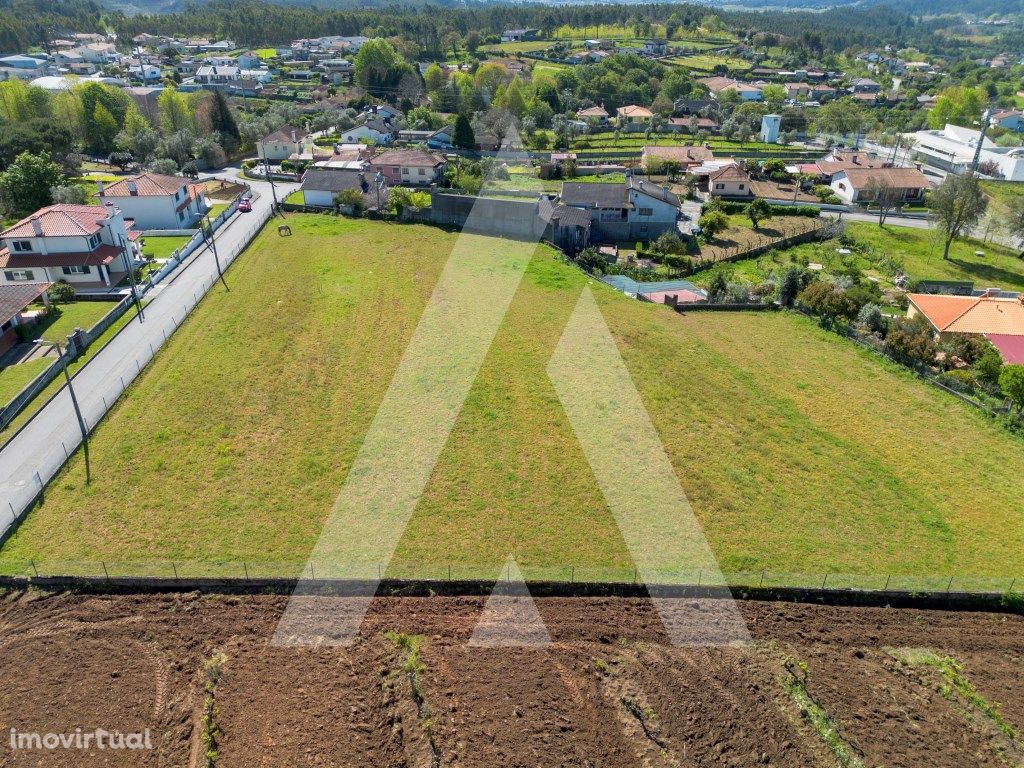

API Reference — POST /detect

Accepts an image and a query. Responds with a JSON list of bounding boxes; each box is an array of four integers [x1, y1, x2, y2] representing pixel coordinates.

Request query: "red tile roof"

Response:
[[102, 172, 189, 197], [370, 148, 445, 167], [2, 205, 113, 239], [836, 166, 931, 190], [0, 282, 51, 326], [910, 293, 1024, 335], [0, 244, 123, 269]]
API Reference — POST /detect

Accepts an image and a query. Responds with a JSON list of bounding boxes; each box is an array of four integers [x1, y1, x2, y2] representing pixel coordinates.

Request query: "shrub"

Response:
[[698, 210, 729, 239], [885, 315, 937, 366], [856, 302, 885, 333], [778, 266, 804, 308], [48, 280, 75, 304], [798, 281, 859, 321], [941, 333, 990, 367], [999, 364, 1024, 411], [975, 346, 1004, 387], [938, 369, 977, 393], [334, 188, 364, 214], [707, 270, 729, 301], [652, 231, 685, 255]]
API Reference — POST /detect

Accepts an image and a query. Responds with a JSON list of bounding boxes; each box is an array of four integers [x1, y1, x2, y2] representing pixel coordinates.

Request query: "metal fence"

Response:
[[0, 558, 1019, 598]]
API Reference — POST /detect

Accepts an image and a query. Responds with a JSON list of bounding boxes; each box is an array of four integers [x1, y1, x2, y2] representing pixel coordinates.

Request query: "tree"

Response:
[[812, 97, 868, 138], [745, 198, 771, 230], [453, 114, 475, 150], [778, 266, 803, 307], [975, 345, 1004, 386], [885, 315, 937, 365], [422, 63, 446, 94], [0, 151, 62, 217], [50, 184, 88, 205], [999, 364, 1024, 411], [927, 86, 986, 130], [108, 151, 134, 171], [928, 173, 987, 259], [354, 38, 412, 96], [157, 87, 195, 135], [707, 269, 729, 301], [867, 175, 902, 225], [698, 209, 728, 239], [1007, 198, 1024, 257], [465, 31, 481, 54], [209, 90, 239, 150], [88, 103, 119, 155], [149, 157, 179, 175]]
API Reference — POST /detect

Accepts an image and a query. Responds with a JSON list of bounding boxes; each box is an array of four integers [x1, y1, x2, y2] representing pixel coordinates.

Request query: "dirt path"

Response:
[[1, 592, 1023, 766]]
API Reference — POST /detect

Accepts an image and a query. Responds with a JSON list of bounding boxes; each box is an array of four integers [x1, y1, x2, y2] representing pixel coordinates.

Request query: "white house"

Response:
[[559, 177, 680, 241], [257, 125, 309, 162], [338, 119, 393, 145], [0, 203, 140, 288], [299, 168, 379, 208], [195, 65, 240, 84], [829, 166, 930, 205], [128, 63, 162, 82], [707, 164, 752, 197], [99, 173, 208, 230]]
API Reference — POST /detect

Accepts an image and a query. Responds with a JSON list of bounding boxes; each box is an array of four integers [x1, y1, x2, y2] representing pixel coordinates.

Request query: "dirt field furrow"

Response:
[[1, 591, 1023, 767]]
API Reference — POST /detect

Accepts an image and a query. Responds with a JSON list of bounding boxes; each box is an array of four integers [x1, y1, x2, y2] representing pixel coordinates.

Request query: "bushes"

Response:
[[1000, 365, 1024, 411], [884, 315, 937, 366], [698, 210, 728, 239], [975, 346, 1004, 387], [48, 280, 75, 304], [702, 200, 822, 218], [797, 281, 862, 322]]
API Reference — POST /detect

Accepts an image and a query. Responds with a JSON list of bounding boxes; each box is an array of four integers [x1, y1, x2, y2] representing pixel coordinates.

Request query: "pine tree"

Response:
[[453, 114, 475, 150]]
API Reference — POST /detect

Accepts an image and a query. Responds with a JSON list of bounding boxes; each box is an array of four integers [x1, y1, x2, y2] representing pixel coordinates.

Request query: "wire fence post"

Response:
[[102, 561, 109, 582], [821, 571, 829, 589]]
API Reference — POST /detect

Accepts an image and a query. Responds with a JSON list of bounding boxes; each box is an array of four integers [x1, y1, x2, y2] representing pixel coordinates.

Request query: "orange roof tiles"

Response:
[[102, 172, 189, 197], [909, 293, 1024, 336], [1, 204, 112, 239]]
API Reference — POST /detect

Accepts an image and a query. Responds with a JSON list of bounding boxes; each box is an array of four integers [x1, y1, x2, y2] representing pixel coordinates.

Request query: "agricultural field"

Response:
[[3, 216, 1024, 581], [2, 591, 1024, 767], [666, 54, 752, 72]]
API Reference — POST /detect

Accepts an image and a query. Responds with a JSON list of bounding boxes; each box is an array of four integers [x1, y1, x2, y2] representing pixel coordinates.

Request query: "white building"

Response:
[[257, 125, 309, 162], [0, 203, 139, 288], [338, 119, 393, 145], [760, 114, 782, 144], [912, 123, 1024, 181], [99, 173, 208, 230]]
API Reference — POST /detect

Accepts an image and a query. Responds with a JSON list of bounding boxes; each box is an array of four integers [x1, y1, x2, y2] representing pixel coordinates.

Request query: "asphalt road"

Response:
[[0, 170, 297, 528]]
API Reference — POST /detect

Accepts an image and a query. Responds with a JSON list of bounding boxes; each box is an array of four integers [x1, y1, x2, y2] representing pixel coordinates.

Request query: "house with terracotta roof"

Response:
[[707, 165, 752, 198], [99, 173, 208, 230], [559, 176, 680, 241], [577, 105, 609, 125], [907, 292, 1024, 363], [0, 203, 139, 289], [368, 148, 446, 186], [641, 145, 715, 172], [257, 125, 310, 162], [0, 282, 52, 356], [616, 105, 654, 128], [829, 166, 930, 205]]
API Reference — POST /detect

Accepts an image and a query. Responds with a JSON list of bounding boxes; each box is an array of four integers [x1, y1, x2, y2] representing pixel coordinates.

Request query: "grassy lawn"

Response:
[[140, 235, 192, 261], [3, 215, 1024, 581], [0, 358, 50, 407], [206, 202, 231, 220], [72, 173, 122, 203], [31, 301, 115, 343], [845, 222, 1024, 291], [667, 54, 752, 72], [284, 190, 304, 204], [0, 306, 143, 446]]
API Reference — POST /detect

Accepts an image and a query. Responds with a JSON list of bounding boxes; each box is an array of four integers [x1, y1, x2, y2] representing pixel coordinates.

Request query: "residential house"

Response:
[[321, 59, 354, 84], [339, 119, 393, 145], [0, 204, 139, 289], [368, 148, 447, 186], [616, 105, 654, 129], [99, 173, 208, 230], [907, 292, 1024, 363], [0, 282, 52, 356], [665, 116, 718, 134], [257, 125, 309, 162], [829, 166, 930, 205], [701, 77, 763, 101], [797, 150, 889, 184], [707, 165, 752, 198], [992, 109, 1024, 132], [124, 86, 164, 123], [426, 125, 454, 150], [558, 176, 680, 241], [127, 63, 162, 83], [299, 168, 381, 209], [851, 77, 881, 93], [236, 51, 263, 70], [642, 39, 668, 56], [500, 29, 538, 42], [195, 65, 240, 84], [0, 55, 47, 72], [577, 105, 610, 125], [640, 145, 715, 172]]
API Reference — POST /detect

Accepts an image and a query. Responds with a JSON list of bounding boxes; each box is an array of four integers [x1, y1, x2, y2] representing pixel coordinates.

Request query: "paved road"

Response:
[[0, 170, 297, 526]]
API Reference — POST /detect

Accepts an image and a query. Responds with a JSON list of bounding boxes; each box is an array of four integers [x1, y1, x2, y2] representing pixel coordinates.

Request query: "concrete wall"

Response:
[[430, 192, 548, 240]]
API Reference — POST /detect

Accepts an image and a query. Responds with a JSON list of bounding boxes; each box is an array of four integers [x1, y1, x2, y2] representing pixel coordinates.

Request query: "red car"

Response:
[[237, 198, 252, 212]]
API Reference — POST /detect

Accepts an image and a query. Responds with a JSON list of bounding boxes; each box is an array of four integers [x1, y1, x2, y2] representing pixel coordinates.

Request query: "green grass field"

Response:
[[3, 216, 1024, 581], [0, 358, 49, 406], [140, 235, 192, 261], [32, 301, 114, 343], [667, 54, 752, 72]]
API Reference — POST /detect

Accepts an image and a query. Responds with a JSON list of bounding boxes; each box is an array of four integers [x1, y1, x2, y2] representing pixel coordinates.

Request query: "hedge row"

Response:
[[704, 201, 822, 218]]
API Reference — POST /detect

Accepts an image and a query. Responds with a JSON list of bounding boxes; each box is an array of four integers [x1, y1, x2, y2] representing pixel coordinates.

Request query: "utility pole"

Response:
[[38, 339, 90, 484], [970, 106, 993, 175], [118, 234, 145, 323], [261, 146, 279, 210], [203, 215, 228, 291]]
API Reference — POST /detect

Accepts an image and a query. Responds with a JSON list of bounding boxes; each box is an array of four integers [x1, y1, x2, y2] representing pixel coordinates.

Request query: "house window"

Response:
[[88, 234, 100, 249], [638, 207, 653, 216], [418, 168, 426, 176], [4, 269, 34, 281], [178, 210, 185, 221], [62, 265, 91, 275], [715, 183, 724, 190], [11, 240, 31, 252], [738, 184, 745, 190]]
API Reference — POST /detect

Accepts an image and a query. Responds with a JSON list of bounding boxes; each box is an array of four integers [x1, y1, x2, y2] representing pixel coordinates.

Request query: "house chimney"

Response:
[[126, 179, 138, 196], [291, 130, 297, 143], [97, 180, 105, 197], [983, 287, 1001, 297], [30, 217, 42, 236]]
